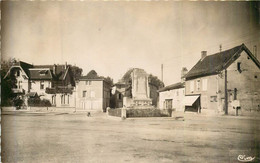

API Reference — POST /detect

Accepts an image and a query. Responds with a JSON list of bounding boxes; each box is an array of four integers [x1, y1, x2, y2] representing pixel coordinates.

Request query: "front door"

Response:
[[165, 99, 173, 109]]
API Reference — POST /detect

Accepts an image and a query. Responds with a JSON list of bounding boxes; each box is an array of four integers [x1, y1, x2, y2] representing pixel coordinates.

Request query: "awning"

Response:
[[25, 92, 38, 97], [184, 95, 200, 106]]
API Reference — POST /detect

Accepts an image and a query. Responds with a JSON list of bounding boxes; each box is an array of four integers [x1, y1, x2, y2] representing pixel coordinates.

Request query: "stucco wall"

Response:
[[30, 80, 51, 96], [76, 80, 104, 111], [159, 88, 185, 111], [55, 93, 76, 107]]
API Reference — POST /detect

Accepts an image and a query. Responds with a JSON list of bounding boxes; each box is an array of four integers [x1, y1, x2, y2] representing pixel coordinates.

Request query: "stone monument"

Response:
[[130, 68, 152, 107]]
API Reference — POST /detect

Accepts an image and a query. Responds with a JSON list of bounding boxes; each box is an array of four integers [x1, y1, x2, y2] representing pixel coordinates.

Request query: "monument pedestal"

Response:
[[133, 98, 152, 106]]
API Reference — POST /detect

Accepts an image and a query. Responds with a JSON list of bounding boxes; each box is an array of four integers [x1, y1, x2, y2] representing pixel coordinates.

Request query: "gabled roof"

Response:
[[12, 61, 33, 77], [33, 64, 68, 80], [184, 44, 260, 80], [79, 70, 105, 80], [29, 68, 53, 80], [5, 61, 70, 81], [158, 82, 184, 92]]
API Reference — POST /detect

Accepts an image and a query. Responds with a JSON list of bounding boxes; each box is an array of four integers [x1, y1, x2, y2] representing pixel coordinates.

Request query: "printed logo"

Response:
[[237, 155, 255, 162]]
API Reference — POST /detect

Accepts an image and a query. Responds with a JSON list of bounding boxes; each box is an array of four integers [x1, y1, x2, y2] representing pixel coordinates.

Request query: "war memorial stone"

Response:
[[130, 68, 152, 108]]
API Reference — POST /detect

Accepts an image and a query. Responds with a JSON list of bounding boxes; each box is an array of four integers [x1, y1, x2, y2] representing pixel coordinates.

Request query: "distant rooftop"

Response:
[[158, 82, 184, 92]]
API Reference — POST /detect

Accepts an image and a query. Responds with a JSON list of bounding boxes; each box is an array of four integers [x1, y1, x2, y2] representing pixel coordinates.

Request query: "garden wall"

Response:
[[108, 108, 172, 118]]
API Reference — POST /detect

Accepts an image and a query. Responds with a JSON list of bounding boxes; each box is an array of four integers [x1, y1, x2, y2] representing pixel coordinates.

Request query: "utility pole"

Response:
[[161, 64, 163, 82], [221, 44, 228, 115], [224, 68, 228, 115]]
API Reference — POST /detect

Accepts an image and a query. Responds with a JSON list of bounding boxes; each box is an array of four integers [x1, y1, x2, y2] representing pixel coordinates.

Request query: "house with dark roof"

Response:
[[75, 70, 111, 112], [158, 82, 185, 112], [183, 44, 260, 115], [4, 61, 76, 107]]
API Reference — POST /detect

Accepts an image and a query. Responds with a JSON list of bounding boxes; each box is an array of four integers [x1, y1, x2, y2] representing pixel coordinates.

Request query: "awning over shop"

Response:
[[184, 95, 200, 106], [25, 92, 38, 98]]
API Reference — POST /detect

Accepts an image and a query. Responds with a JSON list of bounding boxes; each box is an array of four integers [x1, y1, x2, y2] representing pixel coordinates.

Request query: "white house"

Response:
[[75, 70, 111, 112], [4, 61, 76, 107], [158, 82, 185, 112]]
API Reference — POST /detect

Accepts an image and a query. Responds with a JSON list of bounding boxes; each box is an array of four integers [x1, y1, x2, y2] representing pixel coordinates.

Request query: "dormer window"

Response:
[[39, 70, 48, 76], [40, 81, 44, 89]]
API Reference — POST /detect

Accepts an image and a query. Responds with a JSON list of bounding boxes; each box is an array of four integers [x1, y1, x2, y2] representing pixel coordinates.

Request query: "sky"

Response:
[[2, 1, 260, 86]]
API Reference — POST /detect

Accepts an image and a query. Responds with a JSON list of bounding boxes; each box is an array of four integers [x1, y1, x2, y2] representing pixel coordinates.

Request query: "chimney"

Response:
[[201, 51, 207, 60], [181, 67, 188, 82], [53, 64, 57, 75]]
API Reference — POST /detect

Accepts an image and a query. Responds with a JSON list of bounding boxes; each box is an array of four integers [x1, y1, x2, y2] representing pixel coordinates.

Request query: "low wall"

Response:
[[108, 108, 172, 118], [1, 107, 17, 111], [108, 108, 122, 117], [29, 107, 78, 112], [126, 108, 171, 118]]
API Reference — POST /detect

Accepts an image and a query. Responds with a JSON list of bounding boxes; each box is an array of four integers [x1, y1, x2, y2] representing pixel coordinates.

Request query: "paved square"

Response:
[[2, 111, 260, 163]]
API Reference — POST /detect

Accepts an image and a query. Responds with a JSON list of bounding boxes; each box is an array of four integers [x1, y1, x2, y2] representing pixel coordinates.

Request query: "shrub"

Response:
[[13, 98, 24, 109], [28, 98, 51, 107]]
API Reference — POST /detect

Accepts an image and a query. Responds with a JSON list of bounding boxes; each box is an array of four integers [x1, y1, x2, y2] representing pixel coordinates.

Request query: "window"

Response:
[[85, 81, 92, 85], [210, 96, 217, 102], [40, 81, 44, 89], [18, 81, 22, 89], [237, 62, 242, 73], [52, 95, 56, 105], [190, 81, 194, 92], [83, 91, 87, 97], [202, 79, 207, 91], [196, 80, 200, 91], [118, 93, 122, 100], [39, 70, 48, 76], [61, 95, 64, 104], [61, 94, 66, 104], [17, 70, 20, 77], [67, 95, 69, 104]]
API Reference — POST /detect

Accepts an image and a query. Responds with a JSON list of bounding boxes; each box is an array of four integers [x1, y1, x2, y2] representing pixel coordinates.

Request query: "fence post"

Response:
[[121, 106, 126, 119]]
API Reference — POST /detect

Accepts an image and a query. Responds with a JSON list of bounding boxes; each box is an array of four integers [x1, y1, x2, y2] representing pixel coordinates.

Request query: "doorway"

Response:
[[165, 99, 173, 110]]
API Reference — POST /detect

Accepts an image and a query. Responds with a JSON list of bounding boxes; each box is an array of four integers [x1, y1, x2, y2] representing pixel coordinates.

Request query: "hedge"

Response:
[[126, 108, 172, 118], [28, 98, 52, 107]]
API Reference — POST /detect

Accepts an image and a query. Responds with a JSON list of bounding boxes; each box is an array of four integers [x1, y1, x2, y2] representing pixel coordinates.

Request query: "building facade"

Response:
[[4, 61, 76, 107], [184, 44, 260, 115], [158, 82, 185, 112], [75, 71, 111, 112]]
